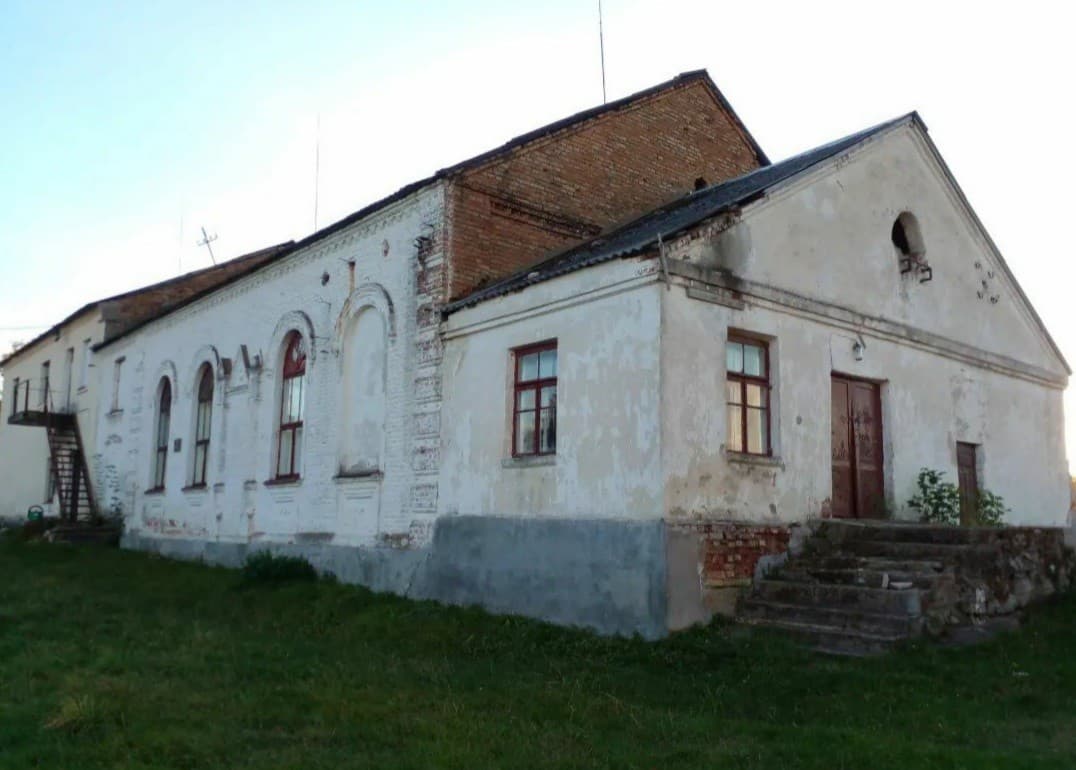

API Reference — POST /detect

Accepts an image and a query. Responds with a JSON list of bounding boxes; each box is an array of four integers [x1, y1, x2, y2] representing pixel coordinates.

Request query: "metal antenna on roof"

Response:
[[197, 226, 218, 265], [313, 113, 321, 231], [598, 0, 607, 104]]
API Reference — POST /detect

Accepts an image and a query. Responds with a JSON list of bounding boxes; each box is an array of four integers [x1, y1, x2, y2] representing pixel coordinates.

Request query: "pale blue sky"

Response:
[[2, 0, 1073, 465]]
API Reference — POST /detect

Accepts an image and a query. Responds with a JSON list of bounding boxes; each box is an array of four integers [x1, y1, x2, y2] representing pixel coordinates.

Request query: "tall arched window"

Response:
[[151, 378, 171, 491], [276, 331, 306, 480], [191, 365, 213, 487]]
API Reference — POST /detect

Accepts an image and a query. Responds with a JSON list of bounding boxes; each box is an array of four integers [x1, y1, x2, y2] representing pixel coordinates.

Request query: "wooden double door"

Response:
[[831, 375, 884, 519]]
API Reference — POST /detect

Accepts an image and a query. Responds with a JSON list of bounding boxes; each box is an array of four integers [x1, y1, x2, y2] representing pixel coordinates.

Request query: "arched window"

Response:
[[892, 211, 931, 281], [151, 378, 171, 490], [276, 331, 306, 480], [191, 365, 213, 487]]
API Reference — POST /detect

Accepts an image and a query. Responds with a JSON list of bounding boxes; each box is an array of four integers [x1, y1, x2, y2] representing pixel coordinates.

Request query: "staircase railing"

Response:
[[9, 378, 72, 418]]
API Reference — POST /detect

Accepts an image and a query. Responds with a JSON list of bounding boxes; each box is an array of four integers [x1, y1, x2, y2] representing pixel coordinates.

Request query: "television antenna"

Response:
[[598, 0, 607, 104], [197, 226, 218, 265]]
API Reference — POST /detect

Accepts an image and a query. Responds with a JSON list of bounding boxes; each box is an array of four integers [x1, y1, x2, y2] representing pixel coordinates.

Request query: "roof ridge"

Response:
[[444, 112, 916, 313], [0, 241, 295, 367], [97, 241, 294, 305]]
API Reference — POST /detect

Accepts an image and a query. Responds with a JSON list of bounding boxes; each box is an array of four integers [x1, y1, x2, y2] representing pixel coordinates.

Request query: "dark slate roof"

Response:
[[92, 70, 764, 353], [445, 113, 920, 314]]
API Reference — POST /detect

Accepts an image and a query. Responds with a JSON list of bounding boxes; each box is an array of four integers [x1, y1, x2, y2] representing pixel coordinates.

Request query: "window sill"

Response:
[[143, 487, 165, 496], [333, 470, 383, 482], [181, 484, 208, 494], [264, 476, 302, 488], [76, 386, 88, 395], [502, 455, 556, 469], [724, 450, 783, 469], [107, 408, 124, 418]]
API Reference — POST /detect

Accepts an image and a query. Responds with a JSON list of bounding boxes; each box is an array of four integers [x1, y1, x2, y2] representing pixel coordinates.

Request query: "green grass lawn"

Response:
[[2, 534, 1075, 769]]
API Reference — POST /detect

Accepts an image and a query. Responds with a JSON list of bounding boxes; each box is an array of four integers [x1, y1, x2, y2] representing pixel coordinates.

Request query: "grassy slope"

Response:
[[1, 536, 1075, 769]]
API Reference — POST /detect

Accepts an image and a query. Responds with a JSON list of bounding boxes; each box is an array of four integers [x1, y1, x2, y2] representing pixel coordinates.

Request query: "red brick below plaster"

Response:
[[677, 521, 790, 587]]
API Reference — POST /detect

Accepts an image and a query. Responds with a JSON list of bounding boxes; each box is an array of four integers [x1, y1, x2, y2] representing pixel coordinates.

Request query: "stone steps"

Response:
[[737, 519, 1006, 655], [740, 598, 923, 638], [780, 565, 946, 590], [738, 616, 909, 657], [814, 520, 1000, 545], [798, 555, 946, 573], [753, 579, 921, 615], [840, 539, 997, 562]]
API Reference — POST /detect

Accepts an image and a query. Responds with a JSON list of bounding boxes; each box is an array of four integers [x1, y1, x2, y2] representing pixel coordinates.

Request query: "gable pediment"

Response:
[[713, 122, 1068, 383]]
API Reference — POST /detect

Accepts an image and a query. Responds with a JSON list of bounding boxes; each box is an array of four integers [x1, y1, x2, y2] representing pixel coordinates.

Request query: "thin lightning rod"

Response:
[[314, 114, 321, 231], [598, 0, 607, 104]]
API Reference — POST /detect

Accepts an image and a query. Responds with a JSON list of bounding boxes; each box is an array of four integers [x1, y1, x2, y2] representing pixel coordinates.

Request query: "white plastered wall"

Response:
[[440, 258, 665, 519], [0, 311, 104, 521], [662, 293, 1068, 526], [663, 122, 1069, 526], [93, 184, 445, 545]]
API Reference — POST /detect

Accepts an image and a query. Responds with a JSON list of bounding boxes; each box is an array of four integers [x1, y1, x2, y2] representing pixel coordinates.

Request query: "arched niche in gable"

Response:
[[338, 305, 388, 477]]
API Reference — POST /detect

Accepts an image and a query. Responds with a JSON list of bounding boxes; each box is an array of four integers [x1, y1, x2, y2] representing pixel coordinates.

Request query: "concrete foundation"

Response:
[[124, 514, 670, 639]]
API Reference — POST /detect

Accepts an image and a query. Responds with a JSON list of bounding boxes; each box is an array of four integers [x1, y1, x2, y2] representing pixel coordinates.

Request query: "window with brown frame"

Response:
[[726, 335, 771, 456], [512, 341, 557, 457], [275, 332, 306, 480], [191, 365, 213, 487], [150, 378, 171, 490]]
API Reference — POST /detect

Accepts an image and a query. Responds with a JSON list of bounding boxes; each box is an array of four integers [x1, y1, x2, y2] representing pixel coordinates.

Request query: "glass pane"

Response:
[[517, 389, 536, 411], [199, 370, 213, 401], [743, 343, 765, 377], [283, 377, 305, 423], [515, 411, 536, 455], [747, 407, 768, 455], [295, 376, 305, 420], [197, 404, 211, 440], [154, 451, 166, 488], [518, 353, 539, 382], [194, 446, 207, 485], [157, 413, 170, 446], [277, 431, 293, 476], [746, 383, 765, 408], [539, 348, 558, 379], [726, 341, 743, 373], [726, 405, 743, 452], [539, 408, 556, 453], [540, 385, 556, 408], [281, 380, 293, 423], [293, 427, 303, 473], [726, 380, 741, 405]]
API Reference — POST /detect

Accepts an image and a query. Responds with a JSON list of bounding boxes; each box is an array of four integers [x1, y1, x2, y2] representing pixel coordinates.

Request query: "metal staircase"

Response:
[[8, 378, 98, 523]]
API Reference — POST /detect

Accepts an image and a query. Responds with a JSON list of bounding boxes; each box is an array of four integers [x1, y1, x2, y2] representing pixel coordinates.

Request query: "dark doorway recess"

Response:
[[956, 442, 979, 526]]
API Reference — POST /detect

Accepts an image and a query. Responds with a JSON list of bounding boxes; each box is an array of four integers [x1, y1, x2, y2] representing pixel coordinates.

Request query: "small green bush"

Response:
[[907, 468, 961, 524], [976, 489, 1009, 526], [906, 467, 1008, 526], [240, 551, 318, 585]]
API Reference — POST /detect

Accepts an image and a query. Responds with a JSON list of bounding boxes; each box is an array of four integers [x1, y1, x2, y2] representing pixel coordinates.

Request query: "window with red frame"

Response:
[[726, 335, 770, 455], [191, 365, 213, 487], [151, 378, 171, 490], [513, 342, 557, 456], [276, 332, 306, 479]]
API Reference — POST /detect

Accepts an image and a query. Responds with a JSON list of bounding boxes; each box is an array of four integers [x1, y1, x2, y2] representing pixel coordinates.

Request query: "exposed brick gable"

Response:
[[444, 79, 763, 301]]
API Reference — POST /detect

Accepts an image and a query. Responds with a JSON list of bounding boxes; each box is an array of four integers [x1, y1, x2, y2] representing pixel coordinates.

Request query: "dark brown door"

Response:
[[956, 442, 979, 525], [831, 376, 884, 519]]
